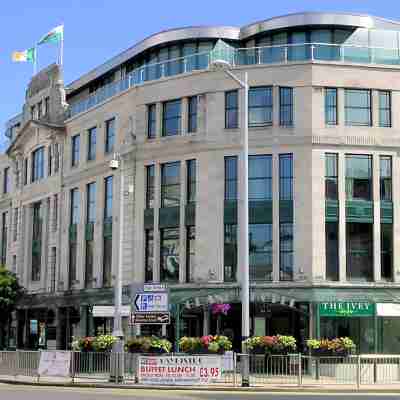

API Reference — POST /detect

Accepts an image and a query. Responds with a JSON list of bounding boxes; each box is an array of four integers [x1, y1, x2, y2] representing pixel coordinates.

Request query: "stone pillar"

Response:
[[181, 97, 189, 135], [179, 161, 187, 283], [338, 153, 346, 282], [373, 154, 381, 282], [153, 163, 161, 282], [272, 153, 280, 281], [393, 154, 400, 282]]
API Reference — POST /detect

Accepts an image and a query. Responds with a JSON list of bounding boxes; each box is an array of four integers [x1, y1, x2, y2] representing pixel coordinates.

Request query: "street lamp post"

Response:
[[210, 60, 250, 386]]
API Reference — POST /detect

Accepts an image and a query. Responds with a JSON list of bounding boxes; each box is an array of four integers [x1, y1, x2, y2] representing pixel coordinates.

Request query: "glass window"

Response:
[[104, 176, 113, 220], [161, 161, 180, 207], [162, 99, 181, 136], [146, 165, 155, 209], [147, 104, 157, 139], [160, 228, 180, 282], [225, 156, 238, 200], [279, 87, 293, 126], [325, 153, 338, 200], [188, 96, 197, 133], [32, 147, 44, 182], [13, 208, 18, 241], [186, 226, 196, 282], [24, 158, 28, 185], [145, 229, 154, 282], [86, 182, 96, 223], [224, 224, 237, 282], [70, 188, 80, 224], [280, 223, 293, 281], [379, 91, 391, 127], [225, 90, 238, 129], [381, 223, 393, 281], [85, 240, 94, 288], [168, 45, 182, 76], [346, 154, 372, 201], [87, 127, 97, 161], [31, 203, 42, 281], [249, 155, 272, 200], [380, 156, 392, 201], [346, 222, 373, 281], [48, 146, 53, 177], [105, 118, 115, 154], [289, 31, 307, 61], [249, 224, 272, 281], [326, 222, 339, 281], [1, 212, 7, 266], [103, 236, 112, 287], [345, 89, 371, 126], [249, 87, 273, 127], [183, 42, 197, 72], [54, 143, 59, 173], [44, 97, 50, 116], [279, 154, 293, 200], [186, 159, 196, 203], [325, 88, 338, 125], [69, 242, 77, 286], [71, 134, 80, 167], [3, 167, 10, 194]]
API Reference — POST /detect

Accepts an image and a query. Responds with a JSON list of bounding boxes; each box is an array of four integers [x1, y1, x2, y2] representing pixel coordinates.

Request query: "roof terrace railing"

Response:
[[68, 43, 400, 118]]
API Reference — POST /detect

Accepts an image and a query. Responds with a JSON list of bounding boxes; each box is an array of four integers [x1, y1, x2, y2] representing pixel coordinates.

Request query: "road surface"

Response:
[[0, 384, 399, 399]]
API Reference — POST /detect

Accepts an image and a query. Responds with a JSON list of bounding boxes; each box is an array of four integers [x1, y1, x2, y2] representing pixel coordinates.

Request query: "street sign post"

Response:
[[134, 292, 169, 312], [130, 312, 170, 325]]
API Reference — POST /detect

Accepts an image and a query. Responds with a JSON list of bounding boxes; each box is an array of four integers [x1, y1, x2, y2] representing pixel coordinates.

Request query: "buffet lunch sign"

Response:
[[138, 355, 222, 385], [319, 301, 375, 317]]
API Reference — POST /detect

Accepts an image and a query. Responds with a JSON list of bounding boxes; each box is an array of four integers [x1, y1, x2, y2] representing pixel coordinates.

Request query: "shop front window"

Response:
[[160, 228, 179, 282]]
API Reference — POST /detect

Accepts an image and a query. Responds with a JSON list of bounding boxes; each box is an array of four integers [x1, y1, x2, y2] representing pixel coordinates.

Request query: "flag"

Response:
[[38, 24, 63, 45], [12, 48, 36, 63]]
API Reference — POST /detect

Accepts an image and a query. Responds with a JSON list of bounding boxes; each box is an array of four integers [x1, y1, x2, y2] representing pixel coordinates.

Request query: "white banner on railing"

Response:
[[38, 351, 71, 377], [138, 355, 222, 385]]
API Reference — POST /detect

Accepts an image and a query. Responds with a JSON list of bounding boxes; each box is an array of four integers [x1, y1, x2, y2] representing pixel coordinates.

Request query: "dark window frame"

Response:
[[186, 159, 196, 203], [248, 155, 272, 201], [188, 96, 198, 133], [224, 156, 238, 201], [379, 90, 391, 128], [344, 88, 372, 126], [104, 176, 113, 220], [225, 90, 239, 129], [325, 88, 338, 125], [248, 86, 273, 127], [161, 161, 181, 208], [380, 156, 392, 201], [71, 134, 80, 167], [146, 165, 155, 209], [87, 127, 97, 161], [279, 87, 294, 126], [31, 147, 45, 182], [162, 99, 182, 137], [279, 153, 293, 201], [325, 153, 338, 200], [105, 118, 115, 154], [147, 104, 157, 139]]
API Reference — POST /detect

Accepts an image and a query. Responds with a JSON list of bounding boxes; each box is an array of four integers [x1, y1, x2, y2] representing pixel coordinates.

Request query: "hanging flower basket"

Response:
[[211, 303, 231, 316]]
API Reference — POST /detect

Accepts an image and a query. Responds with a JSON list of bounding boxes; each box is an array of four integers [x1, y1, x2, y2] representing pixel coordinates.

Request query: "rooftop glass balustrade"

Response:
[[68, 43, 400, 118]]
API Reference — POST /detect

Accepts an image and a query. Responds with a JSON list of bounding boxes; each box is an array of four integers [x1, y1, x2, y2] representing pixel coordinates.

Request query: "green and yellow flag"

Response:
[[12, 48, 36, 63]]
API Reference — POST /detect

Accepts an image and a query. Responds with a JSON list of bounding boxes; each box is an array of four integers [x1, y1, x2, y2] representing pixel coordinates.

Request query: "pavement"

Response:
[[1, 383, 400, 399], [1, 374, 400, 394]]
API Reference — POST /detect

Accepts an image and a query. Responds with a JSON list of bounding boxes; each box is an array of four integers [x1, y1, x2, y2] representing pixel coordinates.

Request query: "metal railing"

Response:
[[2, 351, 400, 388], [67, 42, 400, 119]]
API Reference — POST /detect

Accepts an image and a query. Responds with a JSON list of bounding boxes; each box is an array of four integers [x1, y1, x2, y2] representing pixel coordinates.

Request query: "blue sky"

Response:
[[0, 0, 399, 151]]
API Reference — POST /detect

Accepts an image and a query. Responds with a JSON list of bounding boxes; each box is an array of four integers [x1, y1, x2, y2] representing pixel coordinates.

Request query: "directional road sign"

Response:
[[134, 292, 169, 312], [130, 312, 170, 325]]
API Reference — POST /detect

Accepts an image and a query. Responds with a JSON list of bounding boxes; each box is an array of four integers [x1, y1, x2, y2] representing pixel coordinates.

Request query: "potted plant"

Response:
[[243, 335, 297, 355], [125, 336, 172, 354], [179, 335, 232, 354], [306, 337, 355, 357]]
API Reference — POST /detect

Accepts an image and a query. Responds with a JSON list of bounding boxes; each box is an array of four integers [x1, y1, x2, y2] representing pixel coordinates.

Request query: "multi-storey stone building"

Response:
[[2, 11, 400, 352]]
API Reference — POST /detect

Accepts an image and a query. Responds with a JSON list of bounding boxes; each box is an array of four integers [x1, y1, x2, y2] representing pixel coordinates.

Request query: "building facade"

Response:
[[2, 11, 400, 353]]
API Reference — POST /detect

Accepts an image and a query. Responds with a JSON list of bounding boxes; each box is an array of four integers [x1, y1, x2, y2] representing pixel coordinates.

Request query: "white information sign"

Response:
[[134, 292, 169, 312], [38, 351, 71, 377], [92, 305, 131, 317], [376, 303, 400, 317], [138, 355, 222, 385]]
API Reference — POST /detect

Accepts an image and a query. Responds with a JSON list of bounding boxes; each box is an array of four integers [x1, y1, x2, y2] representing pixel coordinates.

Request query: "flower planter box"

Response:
[[311, 349, 351, 357]]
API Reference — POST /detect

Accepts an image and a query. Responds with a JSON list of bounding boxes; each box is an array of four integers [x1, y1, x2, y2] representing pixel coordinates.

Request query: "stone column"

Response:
[[338, 153, 347, 282], [179, 161, 187, 283], [153, 163, 161, 282], [373, 154, 381, 281], [272, 153, 280, 281]]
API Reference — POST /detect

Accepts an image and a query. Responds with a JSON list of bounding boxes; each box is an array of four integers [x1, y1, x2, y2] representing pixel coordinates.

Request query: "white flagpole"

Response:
[[33, 46, 38, 75], [59, 25, 64, 68]]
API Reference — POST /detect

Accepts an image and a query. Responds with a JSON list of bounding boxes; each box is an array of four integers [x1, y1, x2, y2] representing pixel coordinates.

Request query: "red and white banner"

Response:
[[138, 355, 222, 385]]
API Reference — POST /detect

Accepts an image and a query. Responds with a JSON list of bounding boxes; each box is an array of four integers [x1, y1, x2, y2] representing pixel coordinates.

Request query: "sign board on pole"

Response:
[[38, 352, 71, 377], [92, 305, 131, 317], [138, 355, 222, 385], [134, 292, 169, 312], [130, 312, 170, 325], [143, 283, 168, 292]]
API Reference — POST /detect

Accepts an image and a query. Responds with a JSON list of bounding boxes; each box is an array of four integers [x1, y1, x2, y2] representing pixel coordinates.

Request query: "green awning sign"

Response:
[[319, 302, 375, 317]]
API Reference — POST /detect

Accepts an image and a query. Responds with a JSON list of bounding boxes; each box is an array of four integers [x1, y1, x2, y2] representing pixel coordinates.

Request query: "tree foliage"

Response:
[[0, 265, 23, 321]]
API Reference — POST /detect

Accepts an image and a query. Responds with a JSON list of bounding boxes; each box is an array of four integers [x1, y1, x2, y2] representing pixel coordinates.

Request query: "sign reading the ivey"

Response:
[[319, 302, 375, 317]]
